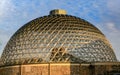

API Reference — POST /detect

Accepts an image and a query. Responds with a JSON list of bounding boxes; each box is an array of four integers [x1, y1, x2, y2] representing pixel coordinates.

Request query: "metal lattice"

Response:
[[1, 13, 117, 65]]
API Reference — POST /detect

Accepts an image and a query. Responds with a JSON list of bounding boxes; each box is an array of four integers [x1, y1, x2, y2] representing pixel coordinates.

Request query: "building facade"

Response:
[[0, 63, 120, 75], [0, 9, 120, 75]]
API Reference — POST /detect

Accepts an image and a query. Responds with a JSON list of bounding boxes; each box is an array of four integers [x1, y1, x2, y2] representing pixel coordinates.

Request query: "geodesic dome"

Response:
[[1, 9, 117, 65]]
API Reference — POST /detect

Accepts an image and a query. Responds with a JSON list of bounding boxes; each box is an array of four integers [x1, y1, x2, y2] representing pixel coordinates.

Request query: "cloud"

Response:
[[106, 22, 119, 32], [0, 0, 15, 21], [102, 0, 120, 23], [0, 40, 1, 43], [0, 30, 11, 56], [107, 0, 120, 14]]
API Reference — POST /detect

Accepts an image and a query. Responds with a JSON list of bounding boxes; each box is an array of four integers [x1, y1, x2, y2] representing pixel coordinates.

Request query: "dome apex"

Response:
[[50, 9, 67, 15]]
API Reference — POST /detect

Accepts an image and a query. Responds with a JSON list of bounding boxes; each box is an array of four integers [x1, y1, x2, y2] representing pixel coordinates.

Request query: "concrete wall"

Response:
[[0, 63, 120, 75], [0, 65, 20, 75]]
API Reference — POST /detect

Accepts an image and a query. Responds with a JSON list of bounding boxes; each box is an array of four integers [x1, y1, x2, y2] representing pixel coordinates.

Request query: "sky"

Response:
[[0, 0, 120, 60]]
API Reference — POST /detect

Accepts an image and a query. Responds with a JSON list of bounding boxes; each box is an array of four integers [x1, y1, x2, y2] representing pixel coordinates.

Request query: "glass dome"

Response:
[[1, 10, 117, 65]]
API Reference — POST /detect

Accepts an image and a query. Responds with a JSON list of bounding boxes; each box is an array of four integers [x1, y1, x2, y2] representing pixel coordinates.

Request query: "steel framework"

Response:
[[1, 12, 117, 65]]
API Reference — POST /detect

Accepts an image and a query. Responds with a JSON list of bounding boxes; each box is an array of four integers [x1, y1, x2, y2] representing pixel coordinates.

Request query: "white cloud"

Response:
[[0, 0, 15, 21], [107, 0, 120, 14], [0, 30, 11, 56], [105, 0, 120, 23], [106, 22, 119, 32]]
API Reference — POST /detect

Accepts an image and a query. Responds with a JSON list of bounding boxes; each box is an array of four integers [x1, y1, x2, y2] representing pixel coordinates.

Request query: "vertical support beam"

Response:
[[19, 65, 21, 75], [48, 63, 50, 75], [89, 63, 95, 75], [20, 65, 22, 75]]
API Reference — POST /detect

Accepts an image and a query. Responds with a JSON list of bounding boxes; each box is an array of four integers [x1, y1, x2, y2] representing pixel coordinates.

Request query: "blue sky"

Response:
[[0, 0, 120, 60]]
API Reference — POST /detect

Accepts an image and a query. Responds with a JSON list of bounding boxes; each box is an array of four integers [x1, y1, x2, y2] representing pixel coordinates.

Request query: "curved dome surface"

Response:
[[1, 10, 117, 65]]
